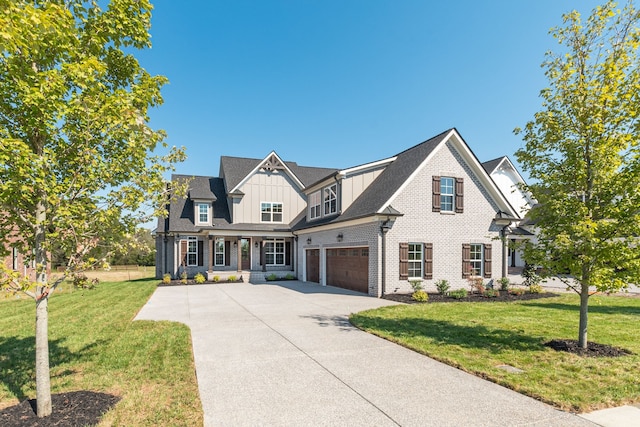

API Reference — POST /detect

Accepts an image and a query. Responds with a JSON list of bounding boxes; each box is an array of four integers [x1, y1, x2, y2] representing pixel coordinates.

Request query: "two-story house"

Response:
[[155, 128, 524, 296]]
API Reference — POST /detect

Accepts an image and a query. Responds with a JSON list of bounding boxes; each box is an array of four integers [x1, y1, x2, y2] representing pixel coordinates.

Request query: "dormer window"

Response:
[[196, 202, 211, 225], [309, 191, 321, 220], [324, 184, 337, 215]]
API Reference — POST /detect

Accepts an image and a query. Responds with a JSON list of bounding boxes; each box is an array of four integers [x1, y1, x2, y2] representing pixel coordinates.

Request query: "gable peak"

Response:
[[261, 153, 286, 172]]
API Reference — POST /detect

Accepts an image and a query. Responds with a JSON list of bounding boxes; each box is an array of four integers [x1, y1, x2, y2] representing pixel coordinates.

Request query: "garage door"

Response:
[[326, 247, 369, 293], [306, 249, 319, 283]]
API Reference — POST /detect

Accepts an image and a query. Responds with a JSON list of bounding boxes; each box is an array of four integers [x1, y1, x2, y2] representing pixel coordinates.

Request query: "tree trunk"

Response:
[[34, 198, 52, 417], [578, 283, 590, 349]]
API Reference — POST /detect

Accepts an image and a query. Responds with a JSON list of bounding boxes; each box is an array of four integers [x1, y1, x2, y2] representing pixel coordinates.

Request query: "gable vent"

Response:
[[261, 154, 285, 172]]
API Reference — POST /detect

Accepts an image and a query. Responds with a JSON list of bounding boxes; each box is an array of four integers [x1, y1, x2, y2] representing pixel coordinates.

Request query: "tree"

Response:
[[515, 1, 640, 349], [0, 0, 185, 417]]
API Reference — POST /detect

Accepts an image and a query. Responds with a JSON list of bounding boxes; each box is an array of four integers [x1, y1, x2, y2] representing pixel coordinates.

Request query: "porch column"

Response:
[[237, 236, 242, 272], [261, 239, 266, 272], [208, 236, 213, 270]]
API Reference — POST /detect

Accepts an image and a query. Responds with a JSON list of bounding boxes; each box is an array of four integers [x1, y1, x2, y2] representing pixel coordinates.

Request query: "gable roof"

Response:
[[220, 154, 337, 194], [482, 157, 506, 175], [293, 128, 519, 230]]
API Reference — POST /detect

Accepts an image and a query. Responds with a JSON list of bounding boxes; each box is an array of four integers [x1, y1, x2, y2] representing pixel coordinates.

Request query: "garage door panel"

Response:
[[326, 247, 368, 294], [306, 249, 319, 283]]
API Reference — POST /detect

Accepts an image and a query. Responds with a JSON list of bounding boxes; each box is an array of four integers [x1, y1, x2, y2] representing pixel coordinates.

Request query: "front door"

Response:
[[241, 239, 251, 270]]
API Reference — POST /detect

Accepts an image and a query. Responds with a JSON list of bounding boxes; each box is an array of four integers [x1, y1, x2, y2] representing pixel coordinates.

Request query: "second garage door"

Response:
[[326, 247, 369, 294]]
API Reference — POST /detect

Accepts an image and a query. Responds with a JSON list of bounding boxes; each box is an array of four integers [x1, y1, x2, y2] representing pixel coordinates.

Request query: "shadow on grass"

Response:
[[0, 336, 102, 402], [523, 301, 640, 316], [352, 316, 545, 354]]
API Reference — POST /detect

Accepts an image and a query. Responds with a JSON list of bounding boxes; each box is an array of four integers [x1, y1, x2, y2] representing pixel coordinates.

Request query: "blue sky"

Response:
[[138, 0, 604, 180]]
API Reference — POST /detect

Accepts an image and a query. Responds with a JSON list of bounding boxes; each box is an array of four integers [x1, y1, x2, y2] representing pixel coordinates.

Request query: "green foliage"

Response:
[[412, 290, 429, 302], [449, 289, 468, 299], [194, 273, 205, 284], [228, 275, 237, 282], [514, 1, 640, 347], [212, 275, 220, 283], [528, 284, 544, 294], [409, 280, 423, 292], [162, 274, 171, 285], [509, 287, 525, 296], [498, 277, 511, 291], [71, 273, 99, 290], [522, 264, 542, 288], [285, 273, 295, 280], [180, 271, 187, 285], [266, 273, 278, 281], [435, 279, 450, 295], [484, 289, 500, 298]]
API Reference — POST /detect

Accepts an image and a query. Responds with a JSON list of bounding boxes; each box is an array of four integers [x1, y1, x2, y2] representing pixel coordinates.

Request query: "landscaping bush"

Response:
[[484, 288, 500, 298], [266, 273, 278, 281], [509, 287, 525, 296], [412, 290, 429, 302], [435, 279, 450, 295], [180, 271, 188, 284], [498, 277, 510, 291], [449, 288, 468, 299], [409, 280, 423, 292], [468, 277, 484, 294], [162, 273, 172, 284], [529, 284, 544, 294], [212, 275, 220, 282], [522, 263, 542, 287], [285, 273, 295, 280], [194, 273, 206, 284], [228, 275, 237, 282]]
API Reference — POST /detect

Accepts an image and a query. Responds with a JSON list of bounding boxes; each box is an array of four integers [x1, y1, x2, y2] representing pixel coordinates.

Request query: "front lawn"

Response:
[[350, 293, 640, 412], [0, 279, 203, 426]]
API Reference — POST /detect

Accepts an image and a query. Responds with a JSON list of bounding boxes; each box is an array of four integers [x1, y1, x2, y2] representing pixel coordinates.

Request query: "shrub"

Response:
[[509, 287, 525, 296], [529, 284, 544, 294], [162, 273, 172, 284], [484, 289, 500, 298], [266, 273, 278, 281], [228, 275, 237, 282], [212, 275, 220, 282], [468, 277, 484, 294], [412, 290, 429, 302], [180, 271, 188, 284], [435, 279, 450, 295], [522, 263, 542, 287], [285, 273, 295, 280], [449, 288, 468, 299], [497, 277, 510, 291], [409, 280, 423, 292], [194, 273, 206, 284]]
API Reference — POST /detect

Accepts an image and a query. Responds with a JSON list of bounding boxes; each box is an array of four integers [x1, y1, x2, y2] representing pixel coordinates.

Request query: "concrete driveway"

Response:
[[135, 281, 595, 427]]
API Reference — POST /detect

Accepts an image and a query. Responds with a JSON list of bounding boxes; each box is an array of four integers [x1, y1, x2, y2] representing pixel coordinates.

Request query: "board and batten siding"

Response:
[[232, 170, 306, 224], [340, 166, 386, 212]]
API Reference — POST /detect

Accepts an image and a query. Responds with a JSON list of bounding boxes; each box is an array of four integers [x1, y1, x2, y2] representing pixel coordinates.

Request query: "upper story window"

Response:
[[309, 191, 321, 220], [441, 177, 454, 212], [324, 184, 337, 215], [261, 202, 283, 222], [196, 202, 210, 225], [432, 176, 463, 213]]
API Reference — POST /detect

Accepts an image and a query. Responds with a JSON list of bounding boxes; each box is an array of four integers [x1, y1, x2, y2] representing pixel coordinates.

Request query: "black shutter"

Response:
[[462, 243, 471, 278], [225, 240, 231, 266], [484, 244, 492, 278], [198, 240, 204, 266], [285, 241, 291, 266], [455, 177, 464, 213], [423, 243, 433, 280], [399, 242, 408, 280], [432, 176, 441, 212]]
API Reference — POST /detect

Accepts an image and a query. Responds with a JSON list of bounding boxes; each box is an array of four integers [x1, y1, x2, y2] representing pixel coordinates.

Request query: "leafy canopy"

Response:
[[515, 0, 640, 294], [0, 0, 185, 295]]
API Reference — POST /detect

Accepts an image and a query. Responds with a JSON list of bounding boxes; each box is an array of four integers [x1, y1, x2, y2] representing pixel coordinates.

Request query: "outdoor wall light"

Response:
[[337, 233, 343, 242], [307, 237, 312, 244], [255, 241, 259, 248]]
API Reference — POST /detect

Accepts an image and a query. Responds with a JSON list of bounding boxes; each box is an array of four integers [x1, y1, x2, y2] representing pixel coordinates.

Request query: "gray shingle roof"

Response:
[[482, 157, 506, 175], [293, 129, 452, 230]]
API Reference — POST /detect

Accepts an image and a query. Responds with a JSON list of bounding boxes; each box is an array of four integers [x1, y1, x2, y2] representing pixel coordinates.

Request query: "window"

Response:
[[214, 238, 225, 266], [408, 243, 423, 278], [324, 184, 337, 215], [462, 243, 491, 278], [309, 191, 321, 219], [264, 239, 285, 265], [441, 177, 454, 212], [470, 244, 483, 276], [12, 247, 18, 270], [197, 203, 210, 224], [187, 237, 197, 266], [261, 202, 283, 222]]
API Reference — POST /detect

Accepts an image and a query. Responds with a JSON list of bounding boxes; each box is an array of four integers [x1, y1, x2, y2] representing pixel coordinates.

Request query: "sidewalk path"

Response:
[[135, 281, 597, 427]]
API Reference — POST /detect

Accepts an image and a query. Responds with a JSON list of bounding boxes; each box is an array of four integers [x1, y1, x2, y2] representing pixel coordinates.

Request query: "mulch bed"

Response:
[[545, 339, 633, 357], [382, 291, 559, 304], [0, 391, 119, 427], [158, 278, 244, 286]]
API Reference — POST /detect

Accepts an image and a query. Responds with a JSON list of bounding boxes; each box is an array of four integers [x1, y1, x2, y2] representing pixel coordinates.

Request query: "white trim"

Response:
[[229, 151, 304, 194], [207, 230, 294, 238], [296, 215, 379, 235], [195, 202, 211, 226], [260, 201, 283, 223], [339, 156, 396, 177]]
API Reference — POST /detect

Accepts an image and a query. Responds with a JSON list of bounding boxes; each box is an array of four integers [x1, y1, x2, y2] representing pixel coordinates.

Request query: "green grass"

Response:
[[0, 279, 203, 426], [350, 293, 640, 412]]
